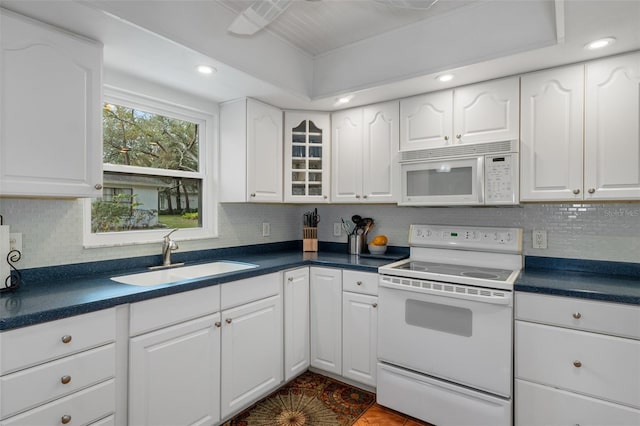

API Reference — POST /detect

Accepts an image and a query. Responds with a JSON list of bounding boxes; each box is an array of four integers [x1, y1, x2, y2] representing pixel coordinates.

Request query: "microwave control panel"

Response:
[[484, 153, 519, 204]]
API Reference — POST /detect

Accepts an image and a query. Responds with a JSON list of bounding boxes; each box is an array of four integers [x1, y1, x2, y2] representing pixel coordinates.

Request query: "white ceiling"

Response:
[[219, 0, 478, 56], [1, 0, 639, 111]]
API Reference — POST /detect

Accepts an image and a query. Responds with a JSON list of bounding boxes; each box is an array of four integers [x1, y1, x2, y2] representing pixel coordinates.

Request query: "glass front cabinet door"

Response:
[[284, 112, 331, 202]]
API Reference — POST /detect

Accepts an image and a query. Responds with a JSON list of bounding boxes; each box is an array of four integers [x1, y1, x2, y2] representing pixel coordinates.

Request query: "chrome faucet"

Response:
[[162, 228, 179, 266]]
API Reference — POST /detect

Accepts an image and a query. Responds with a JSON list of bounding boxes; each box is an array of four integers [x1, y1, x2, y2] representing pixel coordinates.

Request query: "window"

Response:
[[84, 86, 216, 247]]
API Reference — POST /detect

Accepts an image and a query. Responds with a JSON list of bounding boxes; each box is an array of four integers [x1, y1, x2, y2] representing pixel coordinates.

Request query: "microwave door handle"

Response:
[[477, 156, 485, 204]]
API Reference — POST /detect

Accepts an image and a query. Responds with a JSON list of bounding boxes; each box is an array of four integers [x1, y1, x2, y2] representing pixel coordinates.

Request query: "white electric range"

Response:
[[377, 224, 523, 426]]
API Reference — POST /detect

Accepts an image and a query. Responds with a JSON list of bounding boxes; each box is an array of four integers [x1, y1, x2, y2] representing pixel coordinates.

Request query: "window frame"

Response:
[[83, 85, 217, 247]]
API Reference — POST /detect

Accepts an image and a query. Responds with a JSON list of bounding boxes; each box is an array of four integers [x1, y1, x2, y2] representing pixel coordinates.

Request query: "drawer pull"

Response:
[[61, 335, 72, 344], [288, 277, 294, 282], [225, 318, 232, 324], [215, 321, 221, 328], [61, 415, 72, 424], [573, 360, 582, 368], [372, 303, 378, 308], [61, 375, 72, 384], [572, 312, 582, 319], [356, 281, 362, 286]]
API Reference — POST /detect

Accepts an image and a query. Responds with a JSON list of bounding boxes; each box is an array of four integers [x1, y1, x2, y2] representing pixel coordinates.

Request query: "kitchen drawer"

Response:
[[89, 415, 115, 426], [221, 272, 280, 310], [0, 308, 115, 374], [343, 270, 378, 295], [1, 344, 115, 418], [515, 321, 640, 408], [130, 285, 220, 336], [515, 292, 640, 339], [0, 379, 115, 426], [515, 379, 640, 426]]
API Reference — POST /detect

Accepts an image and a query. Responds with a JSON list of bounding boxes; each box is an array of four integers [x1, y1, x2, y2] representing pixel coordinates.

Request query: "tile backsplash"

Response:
[[0, 198, 638, 269]]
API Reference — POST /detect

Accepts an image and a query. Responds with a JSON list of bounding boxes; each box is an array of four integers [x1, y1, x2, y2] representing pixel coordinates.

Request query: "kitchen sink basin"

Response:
[[111, 261, 259, 286]]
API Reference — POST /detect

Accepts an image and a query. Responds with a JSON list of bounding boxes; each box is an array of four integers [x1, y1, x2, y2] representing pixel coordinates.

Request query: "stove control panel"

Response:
[[409, 224, 522, 253]]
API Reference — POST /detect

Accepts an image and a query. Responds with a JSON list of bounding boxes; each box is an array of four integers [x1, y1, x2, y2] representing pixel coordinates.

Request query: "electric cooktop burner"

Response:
[[392, 261, 514, 282]]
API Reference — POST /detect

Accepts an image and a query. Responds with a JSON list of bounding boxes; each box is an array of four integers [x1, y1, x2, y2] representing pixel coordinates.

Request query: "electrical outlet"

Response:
[[333, 223, 342, 237], [262, 222, 271, 237], [9, 233, 22, 252], [532, 230, 547, 249]]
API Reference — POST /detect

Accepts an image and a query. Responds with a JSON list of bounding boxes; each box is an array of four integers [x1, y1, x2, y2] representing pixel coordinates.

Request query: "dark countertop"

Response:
[[4, 248, 639, 331], [515, 256, 640, 305], [1, 244, 406, 331]]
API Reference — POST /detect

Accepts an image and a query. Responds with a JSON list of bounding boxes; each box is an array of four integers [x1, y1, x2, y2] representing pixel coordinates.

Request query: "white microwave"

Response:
[[399, 141, 519, 206]]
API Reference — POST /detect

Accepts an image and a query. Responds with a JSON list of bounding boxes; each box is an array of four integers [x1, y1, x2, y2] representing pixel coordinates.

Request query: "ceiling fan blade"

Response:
[[228, 0, 292, 36]]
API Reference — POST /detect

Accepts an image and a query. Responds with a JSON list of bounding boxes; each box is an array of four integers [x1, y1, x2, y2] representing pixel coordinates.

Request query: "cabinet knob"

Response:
[[444, 136, 449, 141], [250, 193, 256, 198], [323, 195, 328, 199], [288, 277, 294, 282], [587, 188, 595, 194], [94, 184, 103, 190], [372, 303, 378, 308], [214, 321, 221, 328], [573, 360, 582, 368], [61, 415, 72, 424], [61, 335, 72, 344], [225, 318, 232, 324], [572, 312, 582, 319], [456, 134, 462, 139], [363, 195, 368, 199], [573, 189, 581, 195], [355, 194, 361, 199], [60, 375, 72, 385], [356, 281, 362, 286]]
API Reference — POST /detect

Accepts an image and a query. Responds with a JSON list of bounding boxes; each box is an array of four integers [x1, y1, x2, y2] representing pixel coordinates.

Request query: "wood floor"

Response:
[[355, 403, 434, 426]]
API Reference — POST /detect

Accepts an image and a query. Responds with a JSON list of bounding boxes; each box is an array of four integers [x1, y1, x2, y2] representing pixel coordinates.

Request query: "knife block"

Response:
[[303, 227, 318, 252]]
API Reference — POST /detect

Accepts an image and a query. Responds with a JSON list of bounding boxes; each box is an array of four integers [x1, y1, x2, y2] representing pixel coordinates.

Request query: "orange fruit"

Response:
[[371, 235, 388, 246]]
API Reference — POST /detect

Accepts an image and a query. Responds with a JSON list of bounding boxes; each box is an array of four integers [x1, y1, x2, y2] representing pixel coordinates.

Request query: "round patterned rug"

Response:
[[223, 371, 375, 426]]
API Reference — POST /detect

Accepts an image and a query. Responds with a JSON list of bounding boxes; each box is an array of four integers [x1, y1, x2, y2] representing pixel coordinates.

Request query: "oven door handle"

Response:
[[379, 276, 512, 306]]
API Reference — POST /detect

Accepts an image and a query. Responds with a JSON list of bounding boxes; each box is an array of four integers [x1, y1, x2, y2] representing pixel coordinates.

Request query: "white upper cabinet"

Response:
[[0, 10, 103, 198], [400, 90, 453, 150], [453, 77, 520, 145], [362, 101, 400, 203], [220, 98, 283, 203], [332, 101, 399, 203], [400, 77, 519, 150], [521, 52, 640, 202], [284, 112, 330, 203], [520, 65, 585, 201], [585, 53, 640, 200]]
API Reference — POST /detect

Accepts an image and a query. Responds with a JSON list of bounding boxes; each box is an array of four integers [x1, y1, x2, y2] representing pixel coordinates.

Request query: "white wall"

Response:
[[1, 199, 637, 269]]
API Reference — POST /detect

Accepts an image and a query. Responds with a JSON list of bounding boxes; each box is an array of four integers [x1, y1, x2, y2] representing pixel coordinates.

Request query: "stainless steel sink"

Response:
[[111, 261, 259, 286]]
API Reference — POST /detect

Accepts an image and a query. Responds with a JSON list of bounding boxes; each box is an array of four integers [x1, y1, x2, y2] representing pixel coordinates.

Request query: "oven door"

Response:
[[378, 276, 512, 397], [399, 156, 484, 206]]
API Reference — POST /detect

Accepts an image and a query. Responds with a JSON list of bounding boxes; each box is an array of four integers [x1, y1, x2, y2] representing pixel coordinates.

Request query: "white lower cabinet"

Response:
[[310, 268, 379, 388], [129, 314, 221, 426], [310, 267, 343, 375], [516, 380, 640, 426], [0, 309, 117, 425], [284, 267, 310, 380], [515, 292, 640, 425], [220, 293, 283, 419], [342, 291, 378, 387], [128, 274, 283, 425]]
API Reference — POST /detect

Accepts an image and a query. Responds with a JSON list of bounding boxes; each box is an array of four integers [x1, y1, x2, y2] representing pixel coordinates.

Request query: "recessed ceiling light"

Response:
[[197, 65, 216, 75], [585, 37, 616, 50], [336, 95, 354, 105], [437, 74, 454, 82]]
